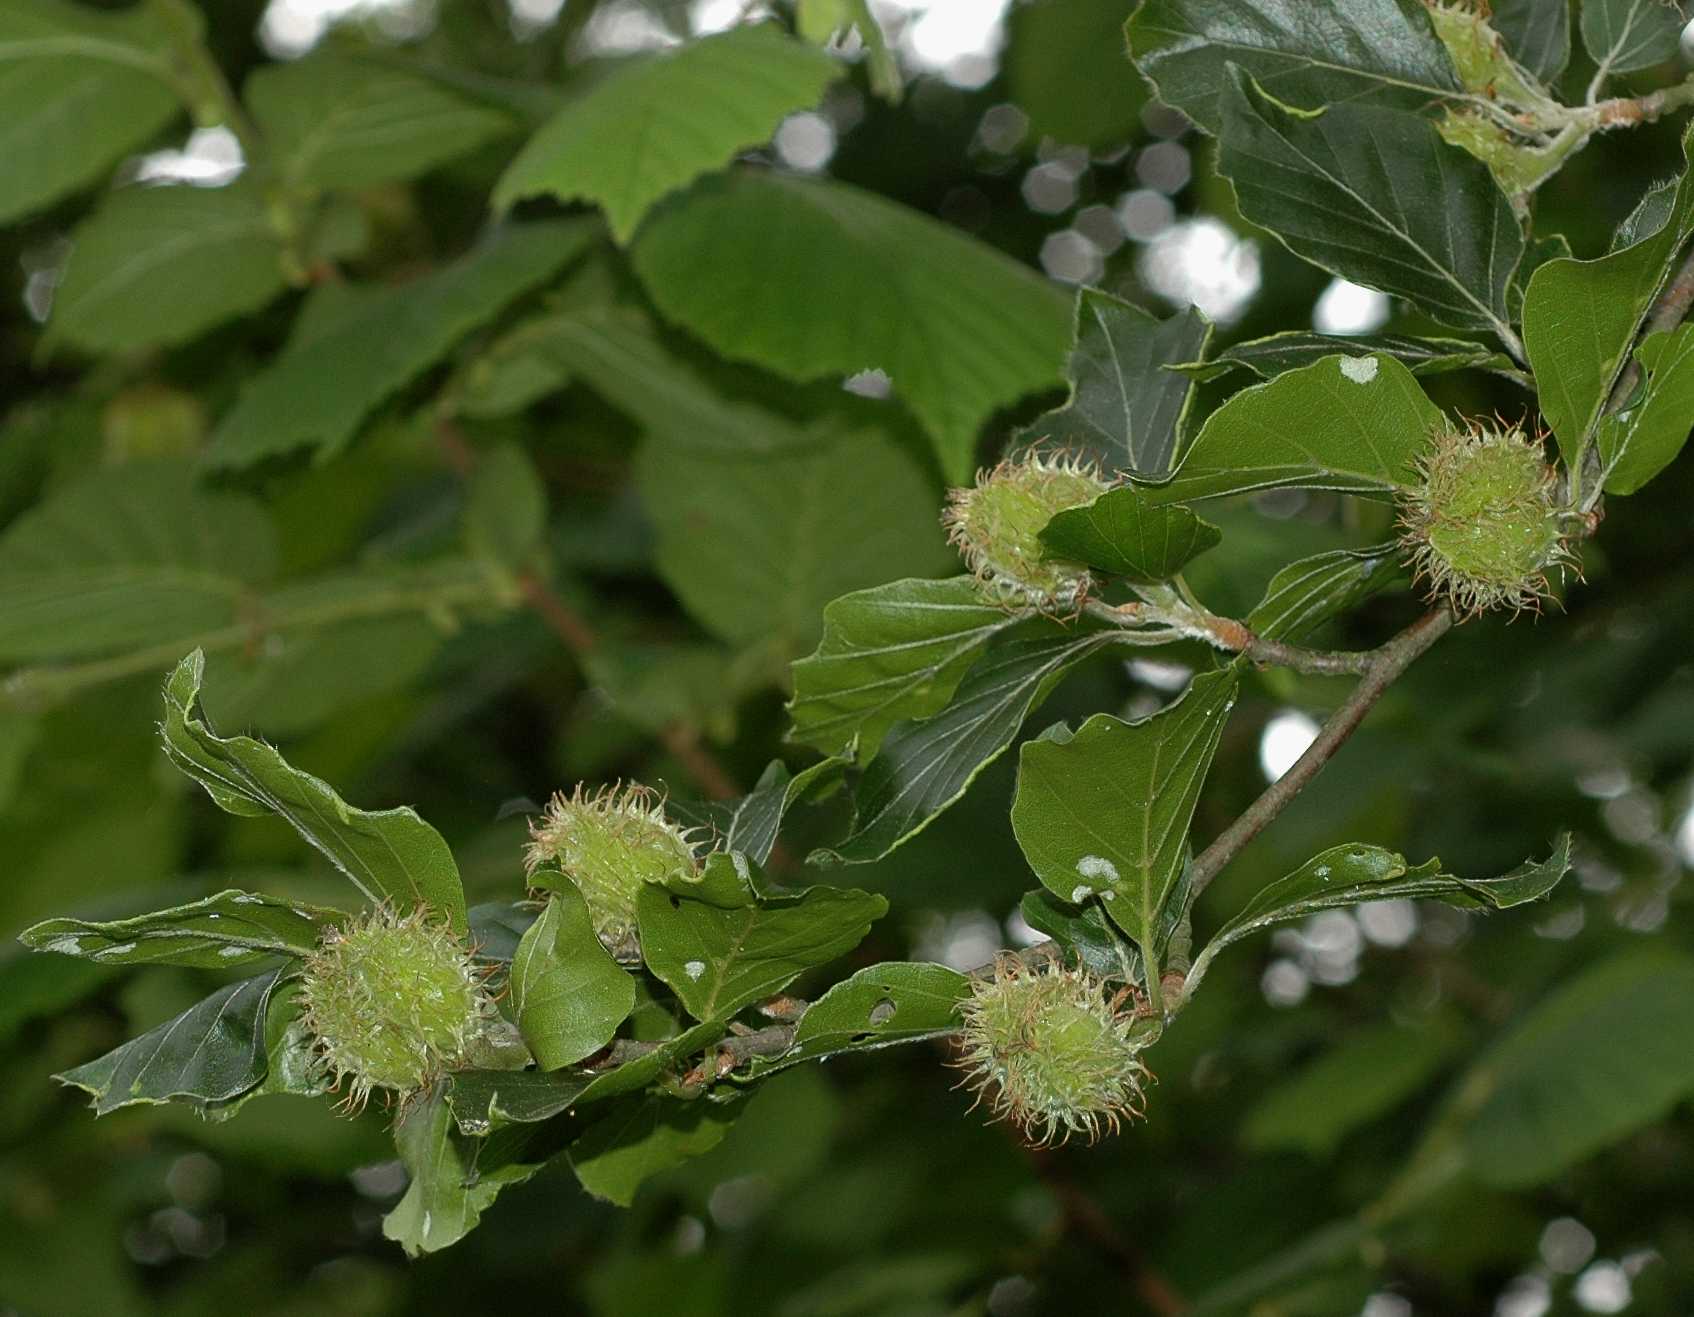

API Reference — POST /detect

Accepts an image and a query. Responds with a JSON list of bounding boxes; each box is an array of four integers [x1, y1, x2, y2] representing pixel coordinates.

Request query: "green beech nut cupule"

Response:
[[524, 782, 700, 959], [953, 955, 1150, 1146], [1398, 419, 1574, 618], [941, 452, 1111, 606], [297, 905, 493, 1112]]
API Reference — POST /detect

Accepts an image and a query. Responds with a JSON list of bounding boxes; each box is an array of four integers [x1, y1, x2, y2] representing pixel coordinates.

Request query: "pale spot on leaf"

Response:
[[1340, 355, 1379, 384]]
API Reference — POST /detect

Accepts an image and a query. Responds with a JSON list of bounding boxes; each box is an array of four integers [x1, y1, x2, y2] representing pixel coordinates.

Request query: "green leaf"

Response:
[[464, 441, 546, 569], [636, 422, 952, 654], [0, 951, 113, 1048], [1580, 0, 1690, 77], [632, 171, 1071, 481], [493, 24, 838, 242], [1595, 324, 1694, 494], [1007, 0, 1147, 147], [1459, 950, 1694, 1187], [0, 708, 39, 813], [1218, 73, 1524, 344], [57, 967, 284, 1115], [1242, 1019, 1462, 1157], [1011, 668, 1239, 947], [569, 1095, 739, 1206], [1020, 890, 1144, 981], [1189, 836, 1572, 988], [814, 627, 1120, 864], [1490, 0, 1570, 82], [0, 460, 275, 664], [745, 962, 970, 1078], [1039, 489, 1222, 585], [1523, 124, 1694, 472], [509, 888, 637, 1070], [160, 650, 469, 933], [667, 755, 847, 867], [635, 881, 886, 1023], [205, 221, 596, 469], [384, 1082, 526, 1256], [245, 54, 514, 191], [787, 577, 1025, 759], [1125, 0, 1463, 132], [1176, 332, 1515, 383], [20, 890, 342, 968], [573, 1020, 726, 1105], [1144, 353, 1444, 503], [1247, 545, 1406, 643], [0, 0, 180, 225], [1015, 288, 1210, 480], [46, 181, 287, 356]]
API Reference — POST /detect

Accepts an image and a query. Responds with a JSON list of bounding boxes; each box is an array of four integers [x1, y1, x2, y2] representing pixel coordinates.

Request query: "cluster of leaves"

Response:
[[4, 0, 1694, 1310]]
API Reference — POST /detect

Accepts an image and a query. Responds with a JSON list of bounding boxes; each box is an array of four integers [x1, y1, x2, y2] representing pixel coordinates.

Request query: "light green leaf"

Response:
[[636, 882, 886, 1023], [464, 442, 546, 570], [46, 181, 286, 356], [245, 54, 514, 191], [1006, 0, 1147, 147], [20, 890, 342, 968], [0, 0, 180, 224], [384, 1083, 526, 1256], [57, 968, 284, 1115], [493, 24, 838, 242], [636, 422, 952, 654], [1144, 353, 1444, 503], [1243, 1019, 1463, 1157], [1595, 324, 1694, 494], [1247, 545, 1406, 643], [1189, 836, 1572, 988], [1491, 0, 1570, 82], [799, 0, 900, 99], [1125, 0, 1463, 132], [632, 171, 1071, 481], [787, 577, 1025, 759], [1011, 668, 1239, 947], [814, 626, 1120, 864], [569, 1094, 739, 1206], [0, 460, 275, 664], [1523, 123, 1694, 472], [1580, 0, 1690, 77], [509, 887, 637, 1070], [1016, 288, 1210, 480], [1039, 488, 1222, 585], [745, 962, 970, 1079], [1459, 950, 1694, 1187], [1176, 332, 1515, 383], [206, 221, 596, 469], [160, 650, 469, 932], [1218, 72, 1524, 344]]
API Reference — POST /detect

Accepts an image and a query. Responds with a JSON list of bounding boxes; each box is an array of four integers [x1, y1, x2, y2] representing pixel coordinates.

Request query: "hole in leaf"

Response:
[[850, 1031, 874, 1044]]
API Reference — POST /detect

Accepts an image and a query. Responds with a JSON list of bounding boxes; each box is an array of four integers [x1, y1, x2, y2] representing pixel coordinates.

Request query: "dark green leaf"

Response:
[[464, 441, 546, 569], [632, 171, 1070, 481], [1125, 0, 1463, 132], [494, 24, 838, 242], [57, 968, 284, 1115], [205, 221, 595, 469], [667, 756, 847, 867], [1218, 72, 1524, 343], [1020, 890, 1144, 981], [1460, 950, 1694, 1186], [1491, 0, 1570, 82], [787, 577, 1026, 759], [746, 962, 970, 1078], [812, 627, 1120, 864], [1006, 0, 1147, 147], [1247, 545, 1406, 643], [467, 901, 539, 965], [1015, 288, 1210, 480], [385, 1083, 528, 1256], [1580, 0, 1690, 77], [1040, 488, 1222, 584], [569, 1094, 739, 1206], [1144, 353, 1444, 503], [20, 890, 341, 968], [1595, 324, 1694, 494], [1175, 332, 1515, 383], [1011, 668, 1239, 947], [160, 650, 469, 932], [636, 882, 886, 1022], [510, 887, 637, 1070]]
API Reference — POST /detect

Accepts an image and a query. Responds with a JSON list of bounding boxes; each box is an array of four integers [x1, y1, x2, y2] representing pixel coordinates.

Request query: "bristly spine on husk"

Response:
[[952, 955, 1150, 1147], [1398, 418, 1576, 620], [942, 452, 1111, 609], [524, 781, 703, 960]]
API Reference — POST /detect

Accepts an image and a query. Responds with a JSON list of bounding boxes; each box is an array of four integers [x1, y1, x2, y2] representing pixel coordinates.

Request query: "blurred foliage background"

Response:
[[2, 1, 1693, 1314]]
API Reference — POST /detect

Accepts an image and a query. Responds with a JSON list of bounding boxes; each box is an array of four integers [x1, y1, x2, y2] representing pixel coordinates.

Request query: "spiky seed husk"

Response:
[[524, 782, 700, 958], [952, 956, 1150, 1146], [1398, 419, 1573, 619], [942, 453, 1110, 607], [297, 906, 492, 1113]]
